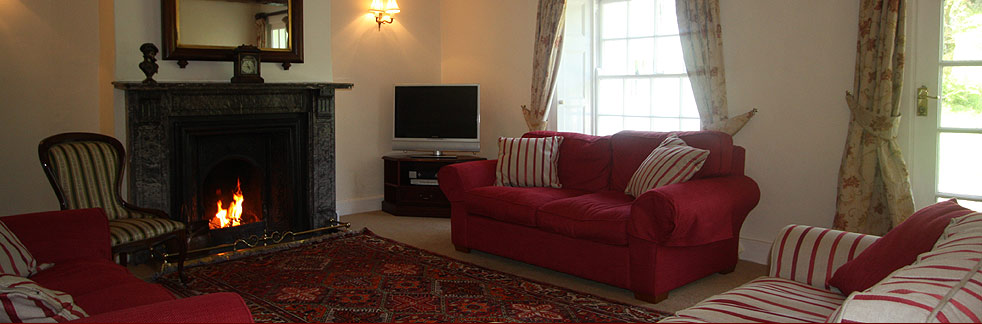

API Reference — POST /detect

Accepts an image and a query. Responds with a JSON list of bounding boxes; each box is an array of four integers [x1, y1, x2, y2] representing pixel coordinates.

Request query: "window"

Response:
[[556, 0, 699, 135]]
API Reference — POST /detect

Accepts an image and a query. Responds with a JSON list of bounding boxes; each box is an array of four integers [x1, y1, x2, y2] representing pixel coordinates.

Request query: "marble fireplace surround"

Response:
[[114, 82, 353, 231]]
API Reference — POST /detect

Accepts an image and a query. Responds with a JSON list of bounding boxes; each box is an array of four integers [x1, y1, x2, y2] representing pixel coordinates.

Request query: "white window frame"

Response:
[[556, 0, 698, 135]]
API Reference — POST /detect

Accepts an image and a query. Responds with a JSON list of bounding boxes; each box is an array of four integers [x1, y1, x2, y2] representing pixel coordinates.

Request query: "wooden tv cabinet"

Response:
[[382, 154, 485, 217]]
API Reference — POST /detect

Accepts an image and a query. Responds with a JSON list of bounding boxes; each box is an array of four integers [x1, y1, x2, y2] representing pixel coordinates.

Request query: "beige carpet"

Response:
[[342, 210, 767, 314]]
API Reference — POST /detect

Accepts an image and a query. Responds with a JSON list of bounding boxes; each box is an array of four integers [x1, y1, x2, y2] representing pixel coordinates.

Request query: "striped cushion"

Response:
[[660, 277, 846, 323], [109, 217, 185, 247], [0, 222, 41, 277], [769, 225, 880, 291], [45, 141, 134, 220], [495, 136, 564, 188], [831, 212, 982, 323], [624, 134, 708, 198], [0, 274, 87, 322]]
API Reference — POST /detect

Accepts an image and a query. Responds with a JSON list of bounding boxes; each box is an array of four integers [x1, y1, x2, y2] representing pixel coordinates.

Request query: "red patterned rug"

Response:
[[158, 229, 670, 323]]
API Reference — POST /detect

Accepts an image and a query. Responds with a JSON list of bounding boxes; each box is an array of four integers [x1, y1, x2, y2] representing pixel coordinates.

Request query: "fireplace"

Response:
[[172, 113, 308, 247], [115, 82, 352, 253]]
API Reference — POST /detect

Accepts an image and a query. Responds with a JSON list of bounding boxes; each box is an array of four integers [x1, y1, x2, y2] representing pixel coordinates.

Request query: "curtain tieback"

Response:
[[845, 91, 901, 141]]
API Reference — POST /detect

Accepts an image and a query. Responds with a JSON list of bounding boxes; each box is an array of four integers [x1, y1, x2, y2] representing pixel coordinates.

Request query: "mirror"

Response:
[[162, 0, 303, 69]]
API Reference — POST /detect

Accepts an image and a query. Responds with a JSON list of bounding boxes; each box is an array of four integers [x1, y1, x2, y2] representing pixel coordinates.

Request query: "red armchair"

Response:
[[2, 208, 253, 323], [439, 130, 760, 303]]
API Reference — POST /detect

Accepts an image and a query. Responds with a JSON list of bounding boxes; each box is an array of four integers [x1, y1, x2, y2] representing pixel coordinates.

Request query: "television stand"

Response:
[[410, 155, 456, 159], [382, 154, 486, 217], [408, 150, 455, 159]]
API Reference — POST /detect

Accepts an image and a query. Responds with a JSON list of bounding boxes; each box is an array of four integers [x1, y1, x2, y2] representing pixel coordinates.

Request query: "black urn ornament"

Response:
[[139, 43, 159, 85]]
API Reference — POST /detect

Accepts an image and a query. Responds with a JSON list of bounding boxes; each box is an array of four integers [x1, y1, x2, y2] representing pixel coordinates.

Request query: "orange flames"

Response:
[[209, 179, 244, 230]]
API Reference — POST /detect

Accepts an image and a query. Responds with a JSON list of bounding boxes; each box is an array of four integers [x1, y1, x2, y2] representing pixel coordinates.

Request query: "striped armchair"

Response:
[[38, 133, 186, 279]]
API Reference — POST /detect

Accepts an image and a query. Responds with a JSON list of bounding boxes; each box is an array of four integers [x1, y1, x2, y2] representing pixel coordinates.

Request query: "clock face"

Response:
[[241, 56, 258, 74]]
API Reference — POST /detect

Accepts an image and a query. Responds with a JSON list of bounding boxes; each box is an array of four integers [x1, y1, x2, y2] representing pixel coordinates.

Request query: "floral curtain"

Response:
[[523, 0, 567, 131], [834, 0, 914, 235], [676, 0, 754, 136]]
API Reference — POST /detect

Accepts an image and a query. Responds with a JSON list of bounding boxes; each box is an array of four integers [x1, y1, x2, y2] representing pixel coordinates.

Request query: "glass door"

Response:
[[911, 0, 982, 211]]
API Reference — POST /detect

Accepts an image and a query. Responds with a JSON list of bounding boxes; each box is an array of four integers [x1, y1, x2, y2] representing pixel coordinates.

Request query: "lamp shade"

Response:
[[370, 0, 385, 13], [384, 0, 400, 13]]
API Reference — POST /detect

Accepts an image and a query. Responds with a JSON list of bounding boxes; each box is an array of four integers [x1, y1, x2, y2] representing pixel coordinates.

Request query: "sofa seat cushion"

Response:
[[463, 186, 587, 226], [660, 277, 845, 323], [73, 281, 175, 315], [537, 191, 634, 245], [30, 259, 144, 297]]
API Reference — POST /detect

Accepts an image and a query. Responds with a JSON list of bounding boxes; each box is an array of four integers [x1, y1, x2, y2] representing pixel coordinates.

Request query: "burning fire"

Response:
[[210, 179, 244, 230]]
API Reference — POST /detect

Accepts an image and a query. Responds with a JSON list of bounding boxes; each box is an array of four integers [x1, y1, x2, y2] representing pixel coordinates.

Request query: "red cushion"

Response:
[[463, 186, 586, 226], [30, 259, 140, 297], [73, 281, 175, 315], [610, 131, 733, 192], [524, 131, 612, 192], [537, 191, 634, 245], [829, 199, 973, 295]]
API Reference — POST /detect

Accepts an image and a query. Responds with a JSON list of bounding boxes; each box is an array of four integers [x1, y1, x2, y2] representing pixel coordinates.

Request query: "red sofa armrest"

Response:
[[1, 208, 111, 263], [70, 293, 253, 323], [628, 175, 760, 246], [438, 159, 497, 202]]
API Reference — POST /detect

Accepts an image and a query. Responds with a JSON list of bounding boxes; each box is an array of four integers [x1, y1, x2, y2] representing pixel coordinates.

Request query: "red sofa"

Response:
[[438, 130, 760, 303], [2, 208, 253, 323]]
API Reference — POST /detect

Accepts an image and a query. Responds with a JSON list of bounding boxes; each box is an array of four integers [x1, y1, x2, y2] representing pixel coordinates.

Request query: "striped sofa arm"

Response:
[[769, 225, 880, 290]]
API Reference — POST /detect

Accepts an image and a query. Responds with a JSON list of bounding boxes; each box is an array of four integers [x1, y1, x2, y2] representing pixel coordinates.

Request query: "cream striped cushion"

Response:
[[0, 222, 41, 278], [495, 136, 564, 188], [0, 274, 87, 322], [625, 134, 708, 198], [660, 277, 845, 323], [831, 212, 982, 323], [109, 217, 185, 246]]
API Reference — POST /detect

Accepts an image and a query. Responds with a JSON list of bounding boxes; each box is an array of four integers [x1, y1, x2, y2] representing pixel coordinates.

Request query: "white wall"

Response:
[[331, 0, 443, 215], [721, 1, 859, 264], [0, 1, 110, 215], [441, 0, 538, 158]]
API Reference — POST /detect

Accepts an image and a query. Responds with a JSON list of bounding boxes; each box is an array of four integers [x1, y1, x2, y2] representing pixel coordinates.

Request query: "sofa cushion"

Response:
[[537, 191, 634, 245], [30, 259, 143, 297], [829, 199, 973, 295], [73, 281, 175, 315], [624, 134, 708, 198], [463, 186, 587, 227], [524, 131, 612, 192], [831, 212, 982, 323], [495, 136, 564, 188], [0, 221, 45, 277], [661, 277, 845, 323], [610, 131, 732, 192], [0, 274, 88, 322]]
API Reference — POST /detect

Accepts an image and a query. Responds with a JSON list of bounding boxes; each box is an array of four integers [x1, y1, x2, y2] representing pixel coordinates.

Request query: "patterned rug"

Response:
[[158, 229, 670, 323]]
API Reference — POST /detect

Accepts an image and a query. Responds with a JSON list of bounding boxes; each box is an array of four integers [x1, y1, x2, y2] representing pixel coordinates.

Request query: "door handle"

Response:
[[917, 85, 938, 117]]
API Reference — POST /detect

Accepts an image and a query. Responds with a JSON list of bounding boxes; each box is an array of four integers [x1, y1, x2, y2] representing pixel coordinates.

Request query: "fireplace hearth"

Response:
[[115, 82, 352, 252]]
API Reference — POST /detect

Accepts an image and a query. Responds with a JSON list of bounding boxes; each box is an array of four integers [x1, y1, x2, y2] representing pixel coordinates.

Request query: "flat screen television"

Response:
[[393, 84, 480, 157]]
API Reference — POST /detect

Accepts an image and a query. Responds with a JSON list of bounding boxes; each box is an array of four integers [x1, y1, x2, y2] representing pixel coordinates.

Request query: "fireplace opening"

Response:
[[172, 113, 311, 251], [202, 158, 264, 230]]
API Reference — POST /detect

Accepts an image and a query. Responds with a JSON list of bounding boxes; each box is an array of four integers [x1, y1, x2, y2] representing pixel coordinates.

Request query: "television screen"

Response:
[[394, 85, 479, 140]]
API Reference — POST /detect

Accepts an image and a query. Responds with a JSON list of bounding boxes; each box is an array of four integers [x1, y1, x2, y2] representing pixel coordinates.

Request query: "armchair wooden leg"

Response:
[[175, 231, 188, 284], [118, 252, 129, 266], [719, 266, 736, 275]]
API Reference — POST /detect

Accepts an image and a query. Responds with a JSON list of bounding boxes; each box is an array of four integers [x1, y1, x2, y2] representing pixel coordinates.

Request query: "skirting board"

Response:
[[739, 237, 771, 265], [337, 195, 383, 217]]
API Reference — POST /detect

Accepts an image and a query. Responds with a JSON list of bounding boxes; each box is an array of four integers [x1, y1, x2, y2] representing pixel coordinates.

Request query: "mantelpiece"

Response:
[[113, 82, 352, 235]]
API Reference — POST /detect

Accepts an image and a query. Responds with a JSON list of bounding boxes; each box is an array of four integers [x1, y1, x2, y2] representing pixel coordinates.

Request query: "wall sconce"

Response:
[[370, 0, 400, 30]]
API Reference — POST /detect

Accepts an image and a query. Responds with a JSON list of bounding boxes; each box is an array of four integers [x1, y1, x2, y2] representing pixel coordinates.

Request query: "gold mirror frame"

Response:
[[161, 0, 304, 69]]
